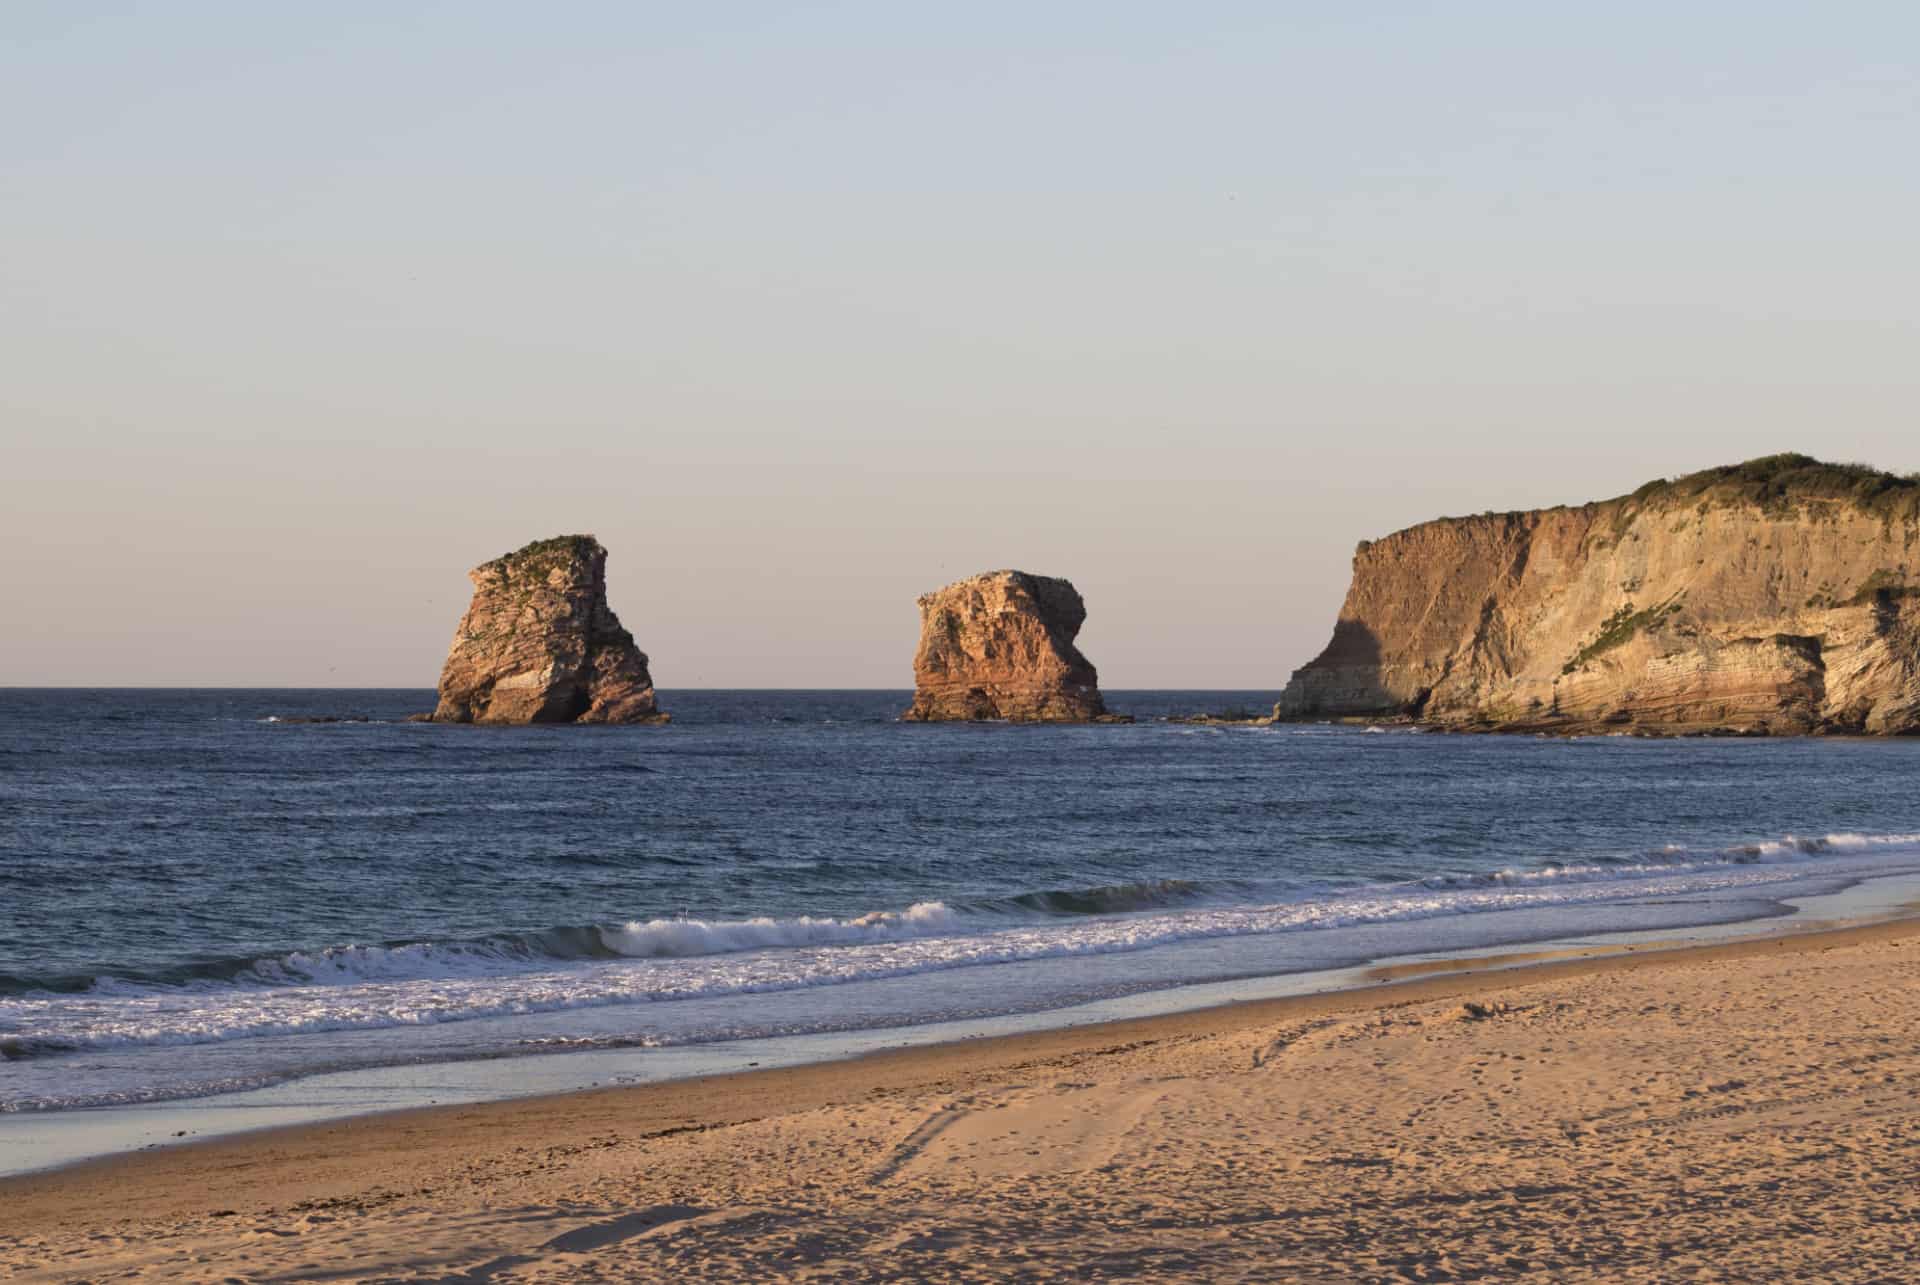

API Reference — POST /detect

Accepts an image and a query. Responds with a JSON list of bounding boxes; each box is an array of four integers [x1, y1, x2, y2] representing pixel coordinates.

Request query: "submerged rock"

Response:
[[1164, 711, 1274, 726], [903, 570, 1122, 722], [1278, 455, 1920, 735], [431, 535, 667, 725]]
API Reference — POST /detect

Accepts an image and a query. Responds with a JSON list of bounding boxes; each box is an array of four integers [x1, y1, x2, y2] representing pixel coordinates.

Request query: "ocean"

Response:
[[7, 688, 1920, 1125]]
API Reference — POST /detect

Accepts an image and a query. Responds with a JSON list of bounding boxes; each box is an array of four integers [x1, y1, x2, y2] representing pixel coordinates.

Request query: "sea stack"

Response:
[[904, 570, 1117, 722], [1277, 455, 1920, 735], [431, 535, 668, 725]]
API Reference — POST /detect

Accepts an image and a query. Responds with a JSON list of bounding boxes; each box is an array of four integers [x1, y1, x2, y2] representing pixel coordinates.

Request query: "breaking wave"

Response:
[[0, 880, 1229, 997], [5, 830, 1919, 1080], [6, 833, 1915, 1002], [1414, 831, 1920, 890]]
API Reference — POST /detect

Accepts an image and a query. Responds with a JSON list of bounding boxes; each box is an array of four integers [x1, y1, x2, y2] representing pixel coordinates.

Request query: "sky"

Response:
[[5, 2, 1919, 688]]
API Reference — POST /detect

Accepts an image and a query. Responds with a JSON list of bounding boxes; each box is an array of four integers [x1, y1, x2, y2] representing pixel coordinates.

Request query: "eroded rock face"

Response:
[[1278, 456, 1920, 735], [904, 571, 1114, 722], [431, 536, 666, 725]]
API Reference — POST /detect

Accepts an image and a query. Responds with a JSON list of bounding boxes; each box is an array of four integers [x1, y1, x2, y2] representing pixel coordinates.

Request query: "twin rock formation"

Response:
[[1279, 455, 1920, 736], [431, 544, 1113, 725]]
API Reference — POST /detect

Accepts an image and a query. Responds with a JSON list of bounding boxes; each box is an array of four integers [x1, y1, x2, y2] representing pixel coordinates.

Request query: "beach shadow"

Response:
[[540, 1204, 708, 1254]]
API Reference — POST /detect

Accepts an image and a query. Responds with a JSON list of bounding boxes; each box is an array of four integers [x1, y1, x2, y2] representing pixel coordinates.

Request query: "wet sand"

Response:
[[4, 918, 1919, 1281]]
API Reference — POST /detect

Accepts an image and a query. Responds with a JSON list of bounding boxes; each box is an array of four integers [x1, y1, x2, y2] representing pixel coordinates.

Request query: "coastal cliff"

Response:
[[904, 571, 1117, 722], [1278, 456, 1920, 735], [432, 536, 667, 725]]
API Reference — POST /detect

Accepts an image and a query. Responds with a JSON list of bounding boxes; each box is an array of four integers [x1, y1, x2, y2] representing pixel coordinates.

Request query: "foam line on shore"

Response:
[[5, 907, 1917, 1198]]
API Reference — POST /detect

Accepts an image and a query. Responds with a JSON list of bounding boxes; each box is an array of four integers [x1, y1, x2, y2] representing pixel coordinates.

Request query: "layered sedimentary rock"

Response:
[[431, 536, 667, 725], [904, 571, 1116, 722], [1278, 456, 1920, 735]]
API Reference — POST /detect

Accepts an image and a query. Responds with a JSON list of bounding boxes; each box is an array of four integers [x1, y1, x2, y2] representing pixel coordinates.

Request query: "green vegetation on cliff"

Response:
[[1624, 454, 1920, 516], [1433, 455, 1919, 530], [1563, 597, 1685, 674], [477, 534, 601, 578]]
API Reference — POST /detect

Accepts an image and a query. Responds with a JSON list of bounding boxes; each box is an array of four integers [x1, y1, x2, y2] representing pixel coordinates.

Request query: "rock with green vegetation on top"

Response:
[[430, 535, 667, 725], [1278, 455, 1920, 735]]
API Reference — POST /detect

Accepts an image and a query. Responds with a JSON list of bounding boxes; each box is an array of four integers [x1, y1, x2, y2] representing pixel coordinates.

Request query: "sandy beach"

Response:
[[2, 918, 1915, 1281]]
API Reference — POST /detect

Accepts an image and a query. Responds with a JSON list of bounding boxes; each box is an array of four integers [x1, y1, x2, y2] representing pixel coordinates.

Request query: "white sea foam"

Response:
[[601, 902, 960, 957], [7, 831, 1919, 1073]]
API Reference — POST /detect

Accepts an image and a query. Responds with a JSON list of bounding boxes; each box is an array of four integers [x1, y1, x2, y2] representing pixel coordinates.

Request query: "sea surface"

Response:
[[7, 687, 1920, 1118]]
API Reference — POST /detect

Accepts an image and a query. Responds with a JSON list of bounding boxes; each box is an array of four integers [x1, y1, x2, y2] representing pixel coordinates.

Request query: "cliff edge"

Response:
[[432, 536, 667, 725], [1278, 455, 1920, 735], [904, 571, 1117, 722]]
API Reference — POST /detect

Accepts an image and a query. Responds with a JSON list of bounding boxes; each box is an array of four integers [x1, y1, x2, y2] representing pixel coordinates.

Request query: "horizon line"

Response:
[[0, 685, 1285, 693]]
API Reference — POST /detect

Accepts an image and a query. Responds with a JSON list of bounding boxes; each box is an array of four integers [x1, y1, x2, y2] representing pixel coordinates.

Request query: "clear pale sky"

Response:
[[6, 3, 1918, 688]]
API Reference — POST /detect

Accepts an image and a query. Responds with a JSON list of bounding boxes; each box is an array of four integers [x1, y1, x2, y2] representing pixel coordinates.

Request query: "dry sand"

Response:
[[4, 920, 1918, 1282]]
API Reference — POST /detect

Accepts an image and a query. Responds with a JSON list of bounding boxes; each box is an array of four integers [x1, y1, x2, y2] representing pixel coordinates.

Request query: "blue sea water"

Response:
[[6, 687, 1920, 1116]]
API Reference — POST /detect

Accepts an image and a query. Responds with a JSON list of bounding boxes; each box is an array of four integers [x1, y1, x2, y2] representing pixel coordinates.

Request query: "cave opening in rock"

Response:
[[562, 684, 593, 721]]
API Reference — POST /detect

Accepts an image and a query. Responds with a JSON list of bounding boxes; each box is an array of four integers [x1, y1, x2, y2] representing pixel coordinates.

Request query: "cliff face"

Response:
[[432, 536, 667, 725], [1279, 456, 1920, 735], [904, 571, 1113, 722]]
